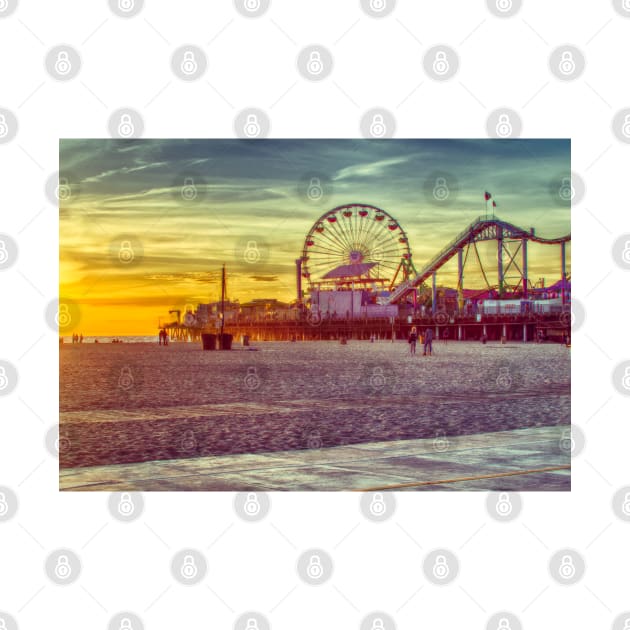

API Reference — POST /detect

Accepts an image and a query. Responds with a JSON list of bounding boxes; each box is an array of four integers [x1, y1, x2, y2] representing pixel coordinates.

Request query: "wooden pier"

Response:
[[163, 314, 569, 344]]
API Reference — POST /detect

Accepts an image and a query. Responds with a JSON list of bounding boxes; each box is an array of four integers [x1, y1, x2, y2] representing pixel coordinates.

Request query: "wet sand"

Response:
[[59, 340, 570, 478]]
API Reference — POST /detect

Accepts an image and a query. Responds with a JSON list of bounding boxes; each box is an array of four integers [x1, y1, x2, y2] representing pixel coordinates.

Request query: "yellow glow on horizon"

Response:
[[60, 227, 570, 336], [60, 139, 570, 336]]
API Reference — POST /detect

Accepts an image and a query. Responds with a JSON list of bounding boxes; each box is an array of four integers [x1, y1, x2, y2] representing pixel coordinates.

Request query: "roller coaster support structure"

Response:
[[387, 215, 571, 306], [561, 241, 567, 305], [522, 237, 528, 299], [497, 224, 504, 297]]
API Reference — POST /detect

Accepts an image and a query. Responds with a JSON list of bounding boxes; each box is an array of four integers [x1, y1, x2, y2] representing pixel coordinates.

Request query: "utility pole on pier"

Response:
[[220, 263, 226, 338]]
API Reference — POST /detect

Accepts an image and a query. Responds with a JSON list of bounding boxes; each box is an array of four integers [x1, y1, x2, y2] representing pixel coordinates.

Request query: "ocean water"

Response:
[[61, 335, 158, 344]]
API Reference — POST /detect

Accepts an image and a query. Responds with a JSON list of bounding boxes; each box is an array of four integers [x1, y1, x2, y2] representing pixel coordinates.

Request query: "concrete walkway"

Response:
[[60, 425, 570, 491]]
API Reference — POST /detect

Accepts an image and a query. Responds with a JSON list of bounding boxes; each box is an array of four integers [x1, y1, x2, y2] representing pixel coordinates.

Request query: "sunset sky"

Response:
[[59, 139, 570, 336]]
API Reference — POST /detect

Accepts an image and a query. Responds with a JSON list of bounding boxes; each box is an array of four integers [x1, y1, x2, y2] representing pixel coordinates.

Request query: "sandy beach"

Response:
[[60, 340, 570, 483]]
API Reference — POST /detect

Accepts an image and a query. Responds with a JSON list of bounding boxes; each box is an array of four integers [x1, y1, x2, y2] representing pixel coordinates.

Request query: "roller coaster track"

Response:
[[388, 215, 571, 304]]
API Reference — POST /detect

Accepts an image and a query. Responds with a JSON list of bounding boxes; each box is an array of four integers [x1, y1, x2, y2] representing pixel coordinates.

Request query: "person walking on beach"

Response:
[[408, 326, 418, 355], [442, 327, 449, 345], [423, 326, 434, 356]]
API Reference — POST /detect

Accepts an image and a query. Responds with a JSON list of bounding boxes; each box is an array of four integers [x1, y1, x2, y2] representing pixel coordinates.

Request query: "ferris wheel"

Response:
[[301, 203, 415, 290]]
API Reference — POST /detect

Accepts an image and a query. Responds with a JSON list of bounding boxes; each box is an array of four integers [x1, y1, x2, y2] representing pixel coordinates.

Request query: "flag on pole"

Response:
[[484, 191, 492, 201], [492, 200, 497, 208]]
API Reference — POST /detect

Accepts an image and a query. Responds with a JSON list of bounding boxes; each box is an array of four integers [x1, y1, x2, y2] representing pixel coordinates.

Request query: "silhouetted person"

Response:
[[442, 328, 449, 345], [423, 327, 433, 356], [408, 326, 418, 355]]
